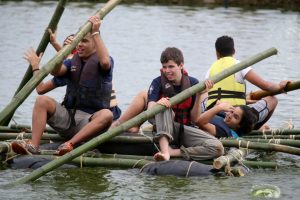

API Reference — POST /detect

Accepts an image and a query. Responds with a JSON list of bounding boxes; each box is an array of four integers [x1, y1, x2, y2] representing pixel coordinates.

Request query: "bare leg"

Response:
[[153, 136, 170, 161], [67, 109, 113, 145], [32, 96, 57, 148], [111, 90, 147, 132]]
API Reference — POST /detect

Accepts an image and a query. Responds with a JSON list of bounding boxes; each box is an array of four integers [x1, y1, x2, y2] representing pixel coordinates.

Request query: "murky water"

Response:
[[0, 1, 300, 199]]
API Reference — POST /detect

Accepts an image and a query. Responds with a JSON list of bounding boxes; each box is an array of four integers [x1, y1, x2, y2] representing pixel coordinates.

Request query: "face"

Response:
[[77, 34, 96, 59], [224, 107, 243, 130], [161, 60, 183, 85]]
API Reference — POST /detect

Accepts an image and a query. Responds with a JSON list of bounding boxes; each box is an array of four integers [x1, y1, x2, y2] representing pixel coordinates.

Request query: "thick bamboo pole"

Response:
[[248, 129, 300, 136], [9, 124, 56, 133], [213, 148, 250, 169], [8, 48, 278, 185], [243, 135, 300, 140], [249, 80, 300, 100], [223, 138, 300, 148], [0, 132, 64, 141], [1, 0, 69, 126], [0, 142, 11, 154], [0, 0, 122, 125], [221, 140, 300, 155]]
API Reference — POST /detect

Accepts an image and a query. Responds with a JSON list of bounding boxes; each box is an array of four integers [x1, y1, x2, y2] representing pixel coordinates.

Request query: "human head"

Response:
[[215, 35, 235, 58], [77, 32, 96, 59], [160, 47, 184, 66], [224, 105, 258, 135], [160, 47, 184, 84]]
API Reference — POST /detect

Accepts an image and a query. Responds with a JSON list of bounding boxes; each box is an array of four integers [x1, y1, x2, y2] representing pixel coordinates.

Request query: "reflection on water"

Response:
[[0, 1, 300, 199]]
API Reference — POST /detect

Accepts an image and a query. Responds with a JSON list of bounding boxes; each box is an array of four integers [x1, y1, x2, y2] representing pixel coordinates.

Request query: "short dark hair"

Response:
[[215, 35, 235, 57], [236, 105, 258, 136], [160, 47, 184, 65]]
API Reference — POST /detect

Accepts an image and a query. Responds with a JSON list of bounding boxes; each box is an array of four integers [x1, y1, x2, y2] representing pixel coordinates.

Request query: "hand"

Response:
[[48, 28, 57, 44], [63, 34, 74, 46], [88, 15, 101, 34], [157, 97, 171, 108], [246, 92, 258, 104], [23, 47, 43, 70], [279, 80, 291, 93], [216, 101, 234, 112]]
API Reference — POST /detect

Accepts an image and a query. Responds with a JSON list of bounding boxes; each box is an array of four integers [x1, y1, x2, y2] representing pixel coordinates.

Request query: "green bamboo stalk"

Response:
[[8, 47, 278, 185], [1, 0, 69, 126], [221, 140, 300, 155], [223, 138, 300, 148], [35, 155, 151, 169], [0, 0, 122, 125], [243, 135, 300, 140], [0, 126, 20, 133], [9, 124, 56, 133], [0, 142, 11, 154], [248, 129, 300, 136], [0, 132, 64, 141], [250, 80, 300, 100]]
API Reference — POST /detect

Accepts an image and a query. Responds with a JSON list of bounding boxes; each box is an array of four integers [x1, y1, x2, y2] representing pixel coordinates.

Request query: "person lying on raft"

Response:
[[196, 101, 258, 138], [148, 47, 224, 162], [203, 35, 290, 130]]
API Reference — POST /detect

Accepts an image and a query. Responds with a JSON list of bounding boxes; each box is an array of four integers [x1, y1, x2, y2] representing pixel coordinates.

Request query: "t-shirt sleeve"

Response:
[[52, 77, 67, 87], [147, 78, 161, 103]]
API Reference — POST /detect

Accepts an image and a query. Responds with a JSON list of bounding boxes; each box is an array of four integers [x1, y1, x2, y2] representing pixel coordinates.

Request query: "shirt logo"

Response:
[[71, 65, 77, 72], [165, 83, 171, 89]]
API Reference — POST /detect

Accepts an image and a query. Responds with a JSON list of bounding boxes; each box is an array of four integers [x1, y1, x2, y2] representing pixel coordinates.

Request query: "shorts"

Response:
[[247, 99, 269, 124], [47, 102, 92, 139]]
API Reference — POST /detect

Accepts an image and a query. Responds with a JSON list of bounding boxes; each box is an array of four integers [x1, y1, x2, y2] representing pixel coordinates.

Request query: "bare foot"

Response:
[[153, 152, 170, 161]]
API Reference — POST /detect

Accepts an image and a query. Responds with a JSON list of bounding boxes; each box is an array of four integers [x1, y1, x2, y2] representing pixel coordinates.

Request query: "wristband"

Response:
[[91, 31, 100, 36], [32, 68, 40, 73]]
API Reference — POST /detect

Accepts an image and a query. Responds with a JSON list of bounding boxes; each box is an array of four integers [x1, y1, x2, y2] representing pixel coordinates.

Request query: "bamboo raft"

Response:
[[0, 0, 300, 186]]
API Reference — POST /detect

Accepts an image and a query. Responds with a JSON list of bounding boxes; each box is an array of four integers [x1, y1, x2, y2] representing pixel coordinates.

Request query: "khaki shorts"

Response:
[[47, 102, 92, 139]]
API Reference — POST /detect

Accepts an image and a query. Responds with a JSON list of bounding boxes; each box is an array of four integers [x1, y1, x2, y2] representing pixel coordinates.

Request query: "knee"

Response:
[[35, 96, 54, 109], [93, 109, 113, 124]]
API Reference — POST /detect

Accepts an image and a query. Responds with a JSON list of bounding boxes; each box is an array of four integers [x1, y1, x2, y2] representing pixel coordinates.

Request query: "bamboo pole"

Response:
[[0, 142, 11, 154], [0, 132, 64, 141], [0, 0, 122, 125], [223, 138, 300, 148], [243, 135, 300, 140], [221, 140, 300, 155], [248, 129, 300, 136], [9, 124, 56, 133], [1, 0, 69, 126], [249, 80, 300, 100], [213, 148, 250, 169], [8, 48, 278, 185]]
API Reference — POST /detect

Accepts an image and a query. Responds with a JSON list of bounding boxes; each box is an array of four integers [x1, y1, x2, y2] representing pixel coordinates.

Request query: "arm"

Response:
[[89, 15, 111, 71], [190, 79, 214, 122], [245, 69, 285, 92], [48, 29, 62, 52], [35, 80, 56, 95], [196, 102, 233, 136]]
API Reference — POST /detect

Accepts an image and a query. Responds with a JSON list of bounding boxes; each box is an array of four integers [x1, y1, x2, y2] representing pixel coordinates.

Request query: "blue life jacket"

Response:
[[210, 116, 240, 139], [63, 53, 112, 112]]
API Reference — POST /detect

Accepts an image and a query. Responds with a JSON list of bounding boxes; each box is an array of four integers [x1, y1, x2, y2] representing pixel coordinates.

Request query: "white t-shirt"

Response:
[[205, 59, 252, 84]]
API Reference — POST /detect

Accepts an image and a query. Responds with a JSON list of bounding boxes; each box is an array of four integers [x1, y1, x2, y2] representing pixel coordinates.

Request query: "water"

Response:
[[0, 1, 300, 199]]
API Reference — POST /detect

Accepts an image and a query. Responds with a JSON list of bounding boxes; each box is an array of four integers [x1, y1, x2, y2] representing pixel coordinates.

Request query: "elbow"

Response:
[[100, 58, 111, 70]]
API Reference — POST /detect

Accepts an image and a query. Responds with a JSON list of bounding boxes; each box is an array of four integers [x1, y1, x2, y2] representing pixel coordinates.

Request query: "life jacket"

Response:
[[160, 69, 193, 125], [210, 116, 240, 138], [63, 53, 112, 112], [206, 57, 246, 110]]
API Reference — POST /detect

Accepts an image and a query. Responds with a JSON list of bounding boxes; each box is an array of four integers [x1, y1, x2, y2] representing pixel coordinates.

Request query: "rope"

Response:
[[132, 159, 145, 168], [16, 131, 25, 140], [230, 149, 251, 174], [138, 126, 160, 152], [185, 161, 195, 177], [224, 156, 233, 176], [139, 161, 155, 172]]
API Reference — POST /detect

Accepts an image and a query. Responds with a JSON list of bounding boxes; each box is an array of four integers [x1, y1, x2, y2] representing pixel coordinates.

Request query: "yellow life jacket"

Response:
[[206, 57, 246, 109]]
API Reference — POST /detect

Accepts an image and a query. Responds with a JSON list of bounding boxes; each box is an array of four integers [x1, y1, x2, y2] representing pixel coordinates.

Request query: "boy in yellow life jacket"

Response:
[[204, 35, 289, 130]]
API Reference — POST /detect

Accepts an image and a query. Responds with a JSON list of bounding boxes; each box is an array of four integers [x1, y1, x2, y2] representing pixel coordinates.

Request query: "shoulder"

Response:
[[188, 76, 199, 85]]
